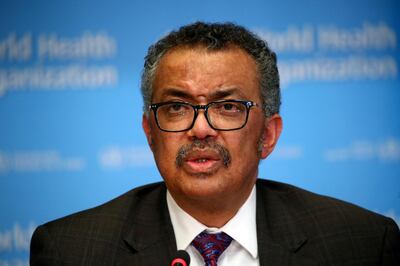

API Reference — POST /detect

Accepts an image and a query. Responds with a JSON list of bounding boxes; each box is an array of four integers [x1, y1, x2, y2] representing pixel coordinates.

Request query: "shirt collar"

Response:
[[166, 186, 258, 259]]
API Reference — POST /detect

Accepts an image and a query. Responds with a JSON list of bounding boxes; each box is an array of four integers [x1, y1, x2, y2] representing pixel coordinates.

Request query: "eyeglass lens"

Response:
[[155, 101, 248, 131]]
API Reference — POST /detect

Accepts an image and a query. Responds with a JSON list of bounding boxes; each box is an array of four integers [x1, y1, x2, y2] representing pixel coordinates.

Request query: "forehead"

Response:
[[151, 46, 260, 102]]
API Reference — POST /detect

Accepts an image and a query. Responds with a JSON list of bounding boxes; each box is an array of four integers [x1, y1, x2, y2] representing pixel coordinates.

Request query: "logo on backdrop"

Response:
[[0, 31, 118, 96], [98, 146, 154, 169], [255, 22, 397, 87], [324, 137, 400, 162], [270, 145, 303, 160], [0, 150, 85, 174], [0, 222, 35, 266]]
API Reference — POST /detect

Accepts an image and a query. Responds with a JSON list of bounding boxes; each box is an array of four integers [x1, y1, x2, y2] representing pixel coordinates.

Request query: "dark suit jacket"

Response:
[[30, 179, 400, 265]]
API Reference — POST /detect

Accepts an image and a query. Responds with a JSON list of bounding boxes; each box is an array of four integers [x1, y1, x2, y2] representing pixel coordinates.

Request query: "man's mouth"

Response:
[[184, 154, 221, 174], [191, 158, 211, 163], [175, 139, 232, 174]]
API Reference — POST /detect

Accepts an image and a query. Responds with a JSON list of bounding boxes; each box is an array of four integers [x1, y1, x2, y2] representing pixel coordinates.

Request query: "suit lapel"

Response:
[[256, 179, 316, 266], [115, 180, 317, 265], [120, 183, 177, 265]]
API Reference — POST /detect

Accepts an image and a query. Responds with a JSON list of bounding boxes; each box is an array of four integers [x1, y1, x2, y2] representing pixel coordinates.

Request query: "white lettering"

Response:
[[255, 25, 314, 53], [324, 138, 400, 162], [279, 56, 397, 87], [0, 259, 29, 266], [270, 145, 303, 159], [0, 222, 35, 252], [0, 65, 118, 96], [0, 230, 12, 251], [38, 32, 117, 60], [0, 33, 32, 61], [99, 146, 154, 169], [319, 22, 397, 51], [0, 150, 85, 174]]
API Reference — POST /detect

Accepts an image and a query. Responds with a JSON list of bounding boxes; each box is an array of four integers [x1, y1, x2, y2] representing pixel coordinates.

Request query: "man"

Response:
[[30, 22, 399, 265]]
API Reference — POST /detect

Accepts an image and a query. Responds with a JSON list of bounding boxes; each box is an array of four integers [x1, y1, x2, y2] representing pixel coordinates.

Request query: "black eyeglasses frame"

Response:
[[148, 99, 259, 132]]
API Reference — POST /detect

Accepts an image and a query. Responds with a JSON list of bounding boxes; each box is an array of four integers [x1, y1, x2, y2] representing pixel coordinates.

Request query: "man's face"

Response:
[[143, 46, 281, 209]]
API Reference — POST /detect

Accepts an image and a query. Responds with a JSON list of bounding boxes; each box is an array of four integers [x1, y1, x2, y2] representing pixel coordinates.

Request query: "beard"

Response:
[[175, 138, 231, 169]]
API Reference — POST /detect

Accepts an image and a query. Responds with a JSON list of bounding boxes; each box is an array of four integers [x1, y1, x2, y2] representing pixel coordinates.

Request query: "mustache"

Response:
[[175, 139, 231, 168]]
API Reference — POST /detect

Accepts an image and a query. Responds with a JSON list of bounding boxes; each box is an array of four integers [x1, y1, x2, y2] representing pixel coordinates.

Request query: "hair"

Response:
[[141, 21, 280, 117]]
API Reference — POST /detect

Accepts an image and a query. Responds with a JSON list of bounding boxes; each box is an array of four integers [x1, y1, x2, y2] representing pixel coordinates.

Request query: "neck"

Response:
[[171, 184, 255, 228]]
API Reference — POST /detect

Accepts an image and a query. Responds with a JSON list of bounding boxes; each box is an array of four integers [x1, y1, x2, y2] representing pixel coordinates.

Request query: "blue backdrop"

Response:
[[1, 0, 399, 265]]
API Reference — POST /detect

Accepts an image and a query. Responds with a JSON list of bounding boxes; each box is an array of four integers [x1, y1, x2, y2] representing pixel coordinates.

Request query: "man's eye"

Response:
[[222, 103, 235, 111], [165, 103, 190, 115], [219, 103, 242, 112], [170, 104, 183, 112]]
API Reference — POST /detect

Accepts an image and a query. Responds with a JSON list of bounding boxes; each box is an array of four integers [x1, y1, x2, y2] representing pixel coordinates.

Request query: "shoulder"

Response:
[[30, 182, 167, 265], [43, 181, 166, 229], [256, 179, 400, 263], [256, 178, 397, 227]]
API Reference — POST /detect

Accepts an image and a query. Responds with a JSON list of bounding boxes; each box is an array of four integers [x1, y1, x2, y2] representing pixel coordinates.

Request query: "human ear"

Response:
[[142, 113, 154, 151], [260, 114, 283, 159]]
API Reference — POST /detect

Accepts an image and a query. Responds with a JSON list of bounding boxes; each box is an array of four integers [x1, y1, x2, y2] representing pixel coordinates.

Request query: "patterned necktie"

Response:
[[191, 231, 233, 266]]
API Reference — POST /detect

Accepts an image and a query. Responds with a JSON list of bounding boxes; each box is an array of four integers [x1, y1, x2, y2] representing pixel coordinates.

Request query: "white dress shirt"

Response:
[[166, 186, 259, 266]]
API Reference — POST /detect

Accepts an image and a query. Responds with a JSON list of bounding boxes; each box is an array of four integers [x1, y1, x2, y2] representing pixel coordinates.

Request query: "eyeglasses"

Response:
[[149, 100, 260, 132]]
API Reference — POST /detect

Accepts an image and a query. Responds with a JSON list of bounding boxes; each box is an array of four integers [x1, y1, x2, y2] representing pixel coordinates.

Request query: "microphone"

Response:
[[170, 250, 190, 266]]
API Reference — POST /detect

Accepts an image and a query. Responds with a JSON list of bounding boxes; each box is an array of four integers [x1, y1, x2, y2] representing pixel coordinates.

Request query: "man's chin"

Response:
[[191, 171, 215, 178], [179, 184, 226, 201], [182, 166, 221, 179]]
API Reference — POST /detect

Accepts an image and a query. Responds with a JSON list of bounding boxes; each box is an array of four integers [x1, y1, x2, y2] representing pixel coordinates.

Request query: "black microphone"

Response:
[[170, 250, 190, 266]]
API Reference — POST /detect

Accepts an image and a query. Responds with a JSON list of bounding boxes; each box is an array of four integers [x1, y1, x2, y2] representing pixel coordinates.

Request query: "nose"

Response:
[[187, 110, 218, 140]]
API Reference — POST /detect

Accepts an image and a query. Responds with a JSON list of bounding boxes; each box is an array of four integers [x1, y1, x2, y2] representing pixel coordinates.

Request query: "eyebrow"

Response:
[[160, 87, 246, 102], [160, 88, 194, 100]]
